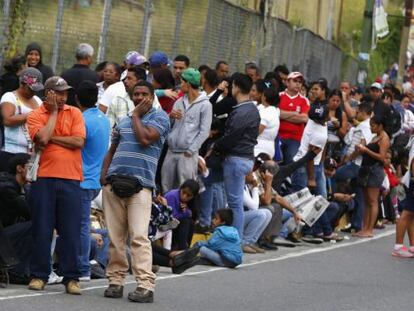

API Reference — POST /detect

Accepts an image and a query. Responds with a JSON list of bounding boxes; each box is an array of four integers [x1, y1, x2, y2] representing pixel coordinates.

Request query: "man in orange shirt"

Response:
[[26, 76, 86, 295]]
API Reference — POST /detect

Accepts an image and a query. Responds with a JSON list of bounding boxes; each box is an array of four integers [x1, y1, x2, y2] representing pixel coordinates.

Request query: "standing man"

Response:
[[106, 66, 147, 129], [61, 43, 98, 106], [245, 62, 261, 83], [26, 76, 86, 294], [161, 68, 212, 192], [172, 55, 190, 87], [215, 61, 230, 81], [213, 73, 260, 238], [101, 81, 170, 303], [76, 81, 110, 281], [278, 71, 310, 164]]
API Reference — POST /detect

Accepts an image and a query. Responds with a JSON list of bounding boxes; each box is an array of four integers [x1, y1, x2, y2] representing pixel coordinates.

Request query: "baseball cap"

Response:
[[287, 71, 303, 80], [124, 51, 148, 66], [370, 82, 383, 91], [44, 76, 72, 91], [181, 68, 201, 87], [19, 67, 44, 92], [149, 51, 169, 67]]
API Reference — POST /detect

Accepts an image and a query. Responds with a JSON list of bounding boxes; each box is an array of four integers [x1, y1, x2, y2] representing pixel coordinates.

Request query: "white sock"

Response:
[[394, 244, 404, 250]]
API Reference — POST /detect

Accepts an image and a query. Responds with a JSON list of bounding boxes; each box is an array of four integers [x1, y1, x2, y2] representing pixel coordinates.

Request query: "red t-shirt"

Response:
[[278, 91, 310, 142]]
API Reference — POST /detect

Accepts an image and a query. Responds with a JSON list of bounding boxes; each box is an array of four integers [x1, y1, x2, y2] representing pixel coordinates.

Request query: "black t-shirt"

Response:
[[61, 64, 99, 106]]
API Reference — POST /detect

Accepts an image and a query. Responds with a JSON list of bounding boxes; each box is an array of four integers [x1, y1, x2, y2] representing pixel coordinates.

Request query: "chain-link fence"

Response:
[[0, 0, 358, 86]]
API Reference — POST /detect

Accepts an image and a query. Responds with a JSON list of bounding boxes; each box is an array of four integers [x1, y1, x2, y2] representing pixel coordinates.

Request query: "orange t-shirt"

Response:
[[27, 104, 86, 181]]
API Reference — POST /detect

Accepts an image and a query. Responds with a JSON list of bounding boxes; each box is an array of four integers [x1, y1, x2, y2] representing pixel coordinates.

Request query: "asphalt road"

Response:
[[1, 228, 412, 311]]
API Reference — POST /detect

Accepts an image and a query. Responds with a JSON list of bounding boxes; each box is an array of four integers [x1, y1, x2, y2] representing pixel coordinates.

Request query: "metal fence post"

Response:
[[200, 0, 213, 65], [97, 0, 112, 64], [171, 0, 184, 57], [140, 0, 153, 57], [50, 0, 64, 73], [0, 0, 11, 68]]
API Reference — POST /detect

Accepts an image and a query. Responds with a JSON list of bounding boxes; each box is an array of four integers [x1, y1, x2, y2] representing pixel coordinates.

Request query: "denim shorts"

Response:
[[364, 164, 385, 188], [403, 182, 414, 212]]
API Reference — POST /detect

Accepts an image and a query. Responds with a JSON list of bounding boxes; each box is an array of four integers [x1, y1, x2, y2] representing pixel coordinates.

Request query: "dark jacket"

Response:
[[0, 172, 30, 227], [214, 101, 260, 159], [61, 64, 99, 106]]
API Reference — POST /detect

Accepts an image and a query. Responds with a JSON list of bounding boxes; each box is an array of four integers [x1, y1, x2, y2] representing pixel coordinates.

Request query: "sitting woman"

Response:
[[196, 209, 243, 268], [242, 172, 272, 254], [0, 68, 43, 153], [165, 179, 200, 250]]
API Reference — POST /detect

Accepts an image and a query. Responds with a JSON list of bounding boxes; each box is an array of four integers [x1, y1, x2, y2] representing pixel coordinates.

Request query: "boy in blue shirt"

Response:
[[196, 209, 242, 268]]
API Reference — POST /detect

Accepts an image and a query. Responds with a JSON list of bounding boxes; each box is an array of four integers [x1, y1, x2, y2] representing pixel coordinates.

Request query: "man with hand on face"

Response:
[[26, 76, 86, 295], [101, 81, 169, 303]]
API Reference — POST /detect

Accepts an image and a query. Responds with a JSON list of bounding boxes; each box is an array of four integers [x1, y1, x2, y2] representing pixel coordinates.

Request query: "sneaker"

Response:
[[286, 233, 301, 243], [79, 276, 91, 282], [104, 284, 124, 298], [47, 271, 63, 285], [28, 278, 46, 291], [249, 244, 265, 253], [65, 280, 82, 295], [159, 218, 180, 232], [90, 263, 106, 279], [392, 246, 414, 258], [128, 287, 154, 303], [242, 245, 257, 254], [272, 237, 296, 247], [301, 235, 324, 244]]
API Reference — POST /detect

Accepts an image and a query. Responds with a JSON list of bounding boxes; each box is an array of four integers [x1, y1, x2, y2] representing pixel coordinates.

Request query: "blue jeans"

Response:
[[28, 178, 82, 283], [292, 163, 327, 198], [279, 210, 293, 238], [199, 170, 225, 227], [199, 246, 236, 268], [311, 202, 340, 236], [280, 138, 300, 164], [90, 228, 109, 268], [335, 162, 364, 230], [243, 209, 272, 245], [223, 156, 254, 238], [79, 188, 101, 277]]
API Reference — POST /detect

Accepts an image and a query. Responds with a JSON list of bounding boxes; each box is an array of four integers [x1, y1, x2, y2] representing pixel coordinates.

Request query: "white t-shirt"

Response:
[[99, 81, 126, 109], [293, 119, 327, 165], [0, 92, 42, 153], [254, 104, 280, 158]]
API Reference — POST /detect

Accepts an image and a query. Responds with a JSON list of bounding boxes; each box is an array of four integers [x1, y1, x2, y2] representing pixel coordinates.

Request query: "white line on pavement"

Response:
[[0, 229, 395, 301]]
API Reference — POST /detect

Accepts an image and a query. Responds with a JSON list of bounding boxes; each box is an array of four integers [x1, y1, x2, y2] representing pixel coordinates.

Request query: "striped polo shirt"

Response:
[[106, 107, 170, 189]]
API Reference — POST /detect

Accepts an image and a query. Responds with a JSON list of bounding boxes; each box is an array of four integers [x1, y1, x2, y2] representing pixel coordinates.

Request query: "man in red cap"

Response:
[[278, 71, 310, 164]]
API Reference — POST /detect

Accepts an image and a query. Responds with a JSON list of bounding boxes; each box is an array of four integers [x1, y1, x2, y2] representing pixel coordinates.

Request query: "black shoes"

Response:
[[104, 284, 124, 298], [172, 257, 200, 274], [128, 287, 154, 303], [194, 223, 211, 234], [257, 240, 279, 250], [172, 246, 200, 267]]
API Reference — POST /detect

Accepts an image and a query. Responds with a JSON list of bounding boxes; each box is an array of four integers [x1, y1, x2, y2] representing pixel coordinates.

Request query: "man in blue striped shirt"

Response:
[[100, 81, 169, 303]]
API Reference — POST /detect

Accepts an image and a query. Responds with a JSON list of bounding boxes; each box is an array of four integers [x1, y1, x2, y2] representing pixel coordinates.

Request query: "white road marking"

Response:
[[0, 229, 395, 301]]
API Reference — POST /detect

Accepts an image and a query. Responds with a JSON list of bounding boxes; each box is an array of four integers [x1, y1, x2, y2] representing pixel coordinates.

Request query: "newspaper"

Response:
[[283, 188, 330, 227]]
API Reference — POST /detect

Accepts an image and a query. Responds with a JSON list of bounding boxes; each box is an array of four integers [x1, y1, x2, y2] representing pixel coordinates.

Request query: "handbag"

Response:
[[108, 175, 143, 198]]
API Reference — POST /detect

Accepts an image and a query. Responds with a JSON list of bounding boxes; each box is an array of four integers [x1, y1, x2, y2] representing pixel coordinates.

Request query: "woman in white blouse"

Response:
[[0, 67, 43, 153], [254, 86, 280, 158]]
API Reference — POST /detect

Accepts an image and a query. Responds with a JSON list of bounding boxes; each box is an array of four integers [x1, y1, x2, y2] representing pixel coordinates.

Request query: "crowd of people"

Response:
[[1, 41, 414, 303]]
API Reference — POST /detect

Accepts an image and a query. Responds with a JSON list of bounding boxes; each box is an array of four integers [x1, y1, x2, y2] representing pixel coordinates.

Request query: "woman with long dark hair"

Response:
[[354, 116, 390, 237]]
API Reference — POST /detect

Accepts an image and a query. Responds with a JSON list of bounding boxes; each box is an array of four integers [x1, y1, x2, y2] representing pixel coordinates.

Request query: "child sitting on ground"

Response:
[[196, 209, 243, 268], [165, 179, 200, 250]]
